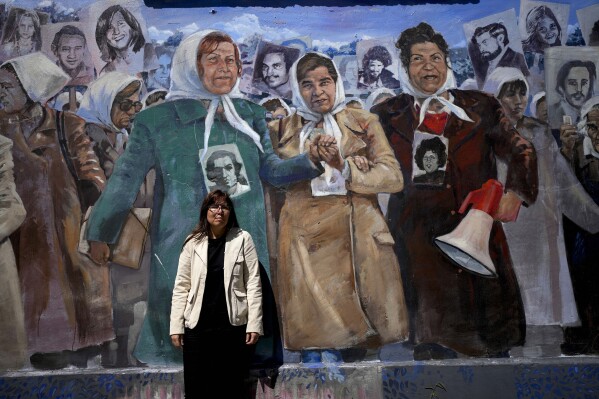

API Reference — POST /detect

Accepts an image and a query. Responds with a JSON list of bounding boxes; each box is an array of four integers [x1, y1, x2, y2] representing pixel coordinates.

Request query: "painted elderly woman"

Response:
[[0, 53, 110, 368], [269, 52, 408, 361], [77, 72, 151, 367], [85, 30, 324, 364], [372, 23, 538, 359]]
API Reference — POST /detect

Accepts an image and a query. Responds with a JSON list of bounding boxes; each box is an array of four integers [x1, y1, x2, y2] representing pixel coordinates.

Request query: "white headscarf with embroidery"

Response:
[[165, 30, 263, 161]]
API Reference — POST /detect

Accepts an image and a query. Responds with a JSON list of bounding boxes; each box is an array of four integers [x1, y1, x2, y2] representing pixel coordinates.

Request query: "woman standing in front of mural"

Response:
[[0, 53, 112, 369], [270, 52, 408, 362], [85, 30, 324, 365], [170, 190, 262, 398], [0, 8, 42, 61], [372, 23, 538, 360]]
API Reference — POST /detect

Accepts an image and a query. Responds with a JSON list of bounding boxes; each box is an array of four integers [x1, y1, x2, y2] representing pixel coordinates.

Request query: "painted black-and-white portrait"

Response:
[[41, 23, 96, 87], [519, 0, 569, 94], [463, 9, 529, 89], [252, 40, 300, 100], [238, 34, 263, 97], [0, 7, 45, 62], [81, 0, 152, 76], [146, 44, 173, 91], [412, 132, 448, 187], [202, 144, 251, 198], [333, 55, 359, 94], [545, 47, 599, 129], [576, 4, 599, 47], [356, 38, 401, 92]]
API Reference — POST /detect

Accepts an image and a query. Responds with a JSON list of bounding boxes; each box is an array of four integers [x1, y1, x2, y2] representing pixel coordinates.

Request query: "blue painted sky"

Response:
[[18, 0, 599, 48]]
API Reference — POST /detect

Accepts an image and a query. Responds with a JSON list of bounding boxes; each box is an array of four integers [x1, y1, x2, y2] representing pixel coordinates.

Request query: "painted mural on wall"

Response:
[[0, 0, 598, 376]]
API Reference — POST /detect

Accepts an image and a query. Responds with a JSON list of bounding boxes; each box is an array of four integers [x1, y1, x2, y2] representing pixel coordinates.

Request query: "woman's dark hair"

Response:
[[498, 79, 528, 99], [262, 98, 286, 112], [1, 8, 42, 50], [522, 5, 561, 53], [183, 190, 239, 246], [296, 52, 338, 83], [144, 89, 167, 107], [396, 22, 449, 69], [95, 5, 145, 63], [362, 45, 393, 70], [415, 136, 447, 171]]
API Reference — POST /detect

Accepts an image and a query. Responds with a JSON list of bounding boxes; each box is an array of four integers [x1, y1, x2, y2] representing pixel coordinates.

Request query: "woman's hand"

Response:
[[349, 155, 373, 172], [246, 332, 260, 345], [171, 334, 184, 349], [559, 122, 578, 159], [493, 190, 522, 222], [89, 241, 110, 266]]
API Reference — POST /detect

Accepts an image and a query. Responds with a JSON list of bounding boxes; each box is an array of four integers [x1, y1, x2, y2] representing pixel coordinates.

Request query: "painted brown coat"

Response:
[[5, 105, 112, 353], [372, 90, 538, 356], [269, 108, 409, 350]]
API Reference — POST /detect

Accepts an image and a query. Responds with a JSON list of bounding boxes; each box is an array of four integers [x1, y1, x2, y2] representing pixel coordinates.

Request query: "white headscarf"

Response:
[[365, 87, 396, 111], [77, 72, 142, 132], [397, 50, 473, 125], [578, 96, 599, 159], [530, 91, 546, 119], [165, 30, 263, 161], [482, 67, 529, 99], [1, 53, 69, 104], [289, 52, 346, 155]]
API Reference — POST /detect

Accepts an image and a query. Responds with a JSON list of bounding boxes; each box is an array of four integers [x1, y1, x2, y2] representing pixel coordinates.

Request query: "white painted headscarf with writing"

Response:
[[397, 50, 473, 125], [165, 30, 263, 161], [2, 53, 69, 104]]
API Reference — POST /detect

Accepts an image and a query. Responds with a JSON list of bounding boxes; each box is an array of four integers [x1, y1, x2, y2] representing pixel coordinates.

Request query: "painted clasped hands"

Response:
[[308, 133, 372, 172]]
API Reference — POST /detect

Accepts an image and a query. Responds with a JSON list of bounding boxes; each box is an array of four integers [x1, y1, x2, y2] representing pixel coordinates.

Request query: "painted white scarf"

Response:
[[165, 30, 263, 161]]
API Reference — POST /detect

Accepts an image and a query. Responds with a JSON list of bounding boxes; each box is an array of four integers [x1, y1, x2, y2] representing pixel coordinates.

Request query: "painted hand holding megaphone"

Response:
[[434, 179, 521, 278]]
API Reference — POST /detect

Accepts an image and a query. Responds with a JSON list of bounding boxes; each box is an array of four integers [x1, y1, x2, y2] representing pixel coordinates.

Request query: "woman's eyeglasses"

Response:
[[119, 99, 143, 112], [208, 204, 231, 213]]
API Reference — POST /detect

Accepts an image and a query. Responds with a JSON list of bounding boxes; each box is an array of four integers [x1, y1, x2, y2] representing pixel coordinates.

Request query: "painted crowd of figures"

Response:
[[0, 0, 599, 375]]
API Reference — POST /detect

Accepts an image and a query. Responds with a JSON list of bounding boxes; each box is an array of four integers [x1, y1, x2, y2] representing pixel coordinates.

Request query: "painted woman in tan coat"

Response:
[[268, 52, 408, 358]]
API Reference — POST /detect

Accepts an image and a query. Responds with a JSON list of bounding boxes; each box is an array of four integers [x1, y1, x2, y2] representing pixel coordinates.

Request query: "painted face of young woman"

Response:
[[107, 11, 132, 50], [499, 83, 528, 124], [299, 66, 336, 114], [536, 15, 559, 46], [18, 15, 35, 41]]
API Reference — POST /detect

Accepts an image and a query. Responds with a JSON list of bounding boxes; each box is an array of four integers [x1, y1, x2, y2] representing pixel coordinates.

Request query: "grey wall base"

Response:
[[1, 358, 598, 398]]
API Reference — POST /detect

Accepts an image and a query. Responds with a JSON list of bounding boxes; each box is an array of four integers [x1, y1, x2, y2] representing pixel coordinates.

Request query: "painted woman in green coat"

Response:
[[85, 30, 324, 364]]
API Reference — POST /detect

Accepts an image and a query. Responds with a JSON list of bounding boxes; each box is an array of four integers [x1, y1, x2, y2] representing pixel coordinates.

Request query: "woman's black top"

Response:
[[196, 235, 231, 331]]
